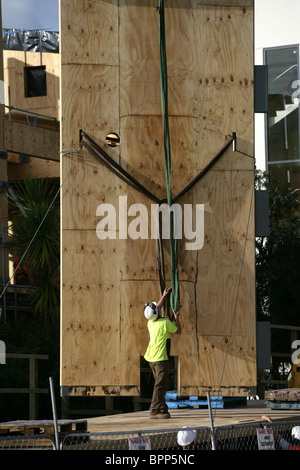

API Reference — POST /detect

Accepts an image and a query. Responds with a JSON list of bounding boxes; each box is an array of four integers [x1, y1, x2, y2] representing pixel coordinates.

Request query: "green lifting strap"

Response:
[[158, 0, 179, 313]]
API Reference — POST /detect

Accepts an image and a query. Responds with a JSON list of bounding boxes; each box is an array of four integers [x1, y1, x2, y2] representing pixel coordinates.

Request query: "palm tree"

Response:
[[6, 177, 60, 319]]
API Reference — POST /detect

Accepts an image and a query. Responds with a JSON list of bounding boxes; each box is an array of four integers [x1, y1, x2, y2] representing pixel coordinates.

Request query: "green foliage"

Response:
[[255, 171, 300, 326], [0, 177, 60, 420], [6, 177, 60, 317]]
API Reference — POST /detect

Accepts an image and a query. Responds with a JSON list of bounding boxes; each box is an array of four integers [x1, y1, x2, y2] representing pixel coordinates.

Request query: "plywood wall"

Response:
[[3, 50, 60, 181], [3, 50, 60, 119], [60, 0, 256, 397]]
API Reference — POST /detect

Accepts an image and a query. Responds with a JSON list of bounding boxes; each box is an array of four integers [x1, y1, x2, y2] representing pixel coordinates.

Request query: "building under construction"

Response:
[[59, 0, 256, 399]]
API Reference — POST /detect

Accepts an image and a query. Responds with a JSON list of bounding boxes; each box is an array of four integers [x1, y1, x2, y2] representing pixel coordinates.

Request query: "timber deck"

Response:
[[86, 401, 300, 433], [0, 402, 298, 437]]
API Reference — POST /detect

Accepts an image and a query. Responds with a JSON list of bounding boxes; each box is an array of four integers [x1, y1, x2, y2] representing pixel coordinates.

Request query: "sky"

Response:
[[1, 0, 59, 31]]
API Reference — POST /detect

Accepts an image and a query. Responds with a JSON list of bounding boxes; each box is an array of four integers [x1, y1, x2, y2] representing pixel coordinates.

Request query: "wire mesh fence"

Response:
[[60, 419, 300, 451], [215, 420, 300, 450], [60, 427, 212, 451], [0, 420, 299, 451], [0, 434, 56, 450]]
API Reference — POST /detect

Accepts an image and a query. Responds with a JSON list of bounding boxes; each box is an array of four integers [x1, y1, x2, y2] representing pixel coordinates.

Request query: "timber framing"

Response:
[[4, 114, 60, 162]]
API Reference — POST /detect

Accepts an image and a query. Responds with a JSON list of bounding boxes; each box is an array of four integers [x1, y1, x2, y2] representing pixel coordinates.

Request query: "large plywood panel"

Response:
[[195, 4, 254, 165], [60, 0, 119, 66], [169, 152, 256, 395], [61, 64, 119, 150], [60, 0, 255, 396], [61, 148, 123, 231], [196, 168, 255, 337], [119, 1, 197, 118], [61, 230, 121, 387], [120, 115, 200, 200], [60, 0, 121, 392]]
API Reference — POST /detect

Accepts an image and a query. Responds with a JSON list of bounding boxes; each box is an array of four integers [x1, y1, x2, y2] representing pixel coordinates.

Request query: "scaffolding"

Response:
[[0, 224, 35, 322]]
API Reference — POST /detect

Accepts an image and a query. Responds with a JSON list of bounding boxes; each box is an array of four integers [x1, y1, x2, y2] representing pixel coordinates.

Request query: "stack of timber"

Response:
[[0, 419, 87, 449], [165, 391, 246, 409], [0, 419, 87, 436], [265, 388, 300, 410]]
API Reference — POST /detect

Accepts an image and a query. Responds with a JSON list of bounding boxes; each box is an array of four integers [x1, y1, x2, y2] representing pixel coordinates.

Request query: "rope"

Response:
[[172, 136, 235, 202], [78, 4, 236, 315], [79, 130, 236, 319], [80, 131, 161, 204], [158, 0, 179, 312], [79, 131, 235, 206]]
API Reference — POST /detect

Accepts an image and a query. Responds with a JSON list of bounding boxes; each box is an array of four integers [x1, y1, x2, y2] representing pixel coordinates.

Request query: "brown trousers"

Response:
[[149, 360, 169, 415]]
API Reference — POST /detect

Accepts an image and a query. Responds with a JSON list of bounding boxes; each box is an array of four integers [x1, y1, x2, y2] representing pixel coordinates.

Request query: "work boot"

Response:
[[151, 412, 170, 419]]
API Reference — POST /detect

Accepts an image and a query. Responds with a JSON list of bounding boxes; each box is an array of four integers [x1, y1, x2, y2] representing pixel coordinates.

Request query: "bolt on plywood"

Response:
[[60, 0, 256, 397]]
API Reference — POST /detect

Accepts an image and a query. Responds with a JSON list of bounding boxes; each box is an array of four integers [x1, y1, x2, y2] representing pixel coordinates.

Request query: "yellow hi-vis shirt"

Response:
[[144, 318, 177, 362]]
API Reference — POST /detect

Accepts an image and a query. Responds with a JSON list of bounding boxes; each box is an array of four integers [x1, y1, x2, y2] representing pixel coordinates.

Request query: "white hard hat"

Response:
[[177, 426, 196, 446], [144, 302, 158, 321], [292, 426, 300, 440]]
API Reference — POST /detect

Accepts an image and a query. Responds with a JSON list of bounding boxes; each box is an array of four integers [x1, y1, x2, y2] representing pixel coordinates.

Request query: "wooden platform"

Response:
[[86, 401, 300, 434], [265, 388, 300, 402], [0, 419, 87, 436]]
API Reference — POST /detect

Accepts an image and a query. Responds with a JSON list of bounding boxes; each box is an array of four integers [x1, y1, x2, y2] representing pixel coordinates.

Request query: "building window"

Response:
[[265, 45, 300, 189], [24, 65, 47, 98]]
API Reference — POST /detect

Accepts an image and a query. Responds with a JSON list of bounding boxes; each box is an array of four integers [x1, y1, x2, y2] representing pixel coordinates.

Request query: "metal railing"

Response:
[[0, 353, 49, 420]]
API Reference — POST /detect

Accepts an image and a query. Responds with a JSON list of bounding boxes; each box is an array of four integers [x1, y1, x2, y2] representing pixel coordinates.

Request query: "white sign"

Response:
[[128, 436, 151, 450], [257, 427, 275, 450]]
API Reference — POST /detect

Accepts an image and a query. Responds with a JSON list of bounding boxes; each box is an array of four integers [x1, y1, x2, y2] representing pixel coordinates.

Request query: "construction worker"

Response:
[[177, 426, 197, 450], [144, 287, 181, 419], [13, 256, 30, 285], [261, 415, 300, 450]]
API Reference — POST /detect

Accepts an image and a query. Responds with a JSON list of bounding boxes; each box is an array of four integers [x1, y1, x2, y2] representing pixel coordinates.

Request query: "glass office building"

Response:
[[265, 45, 300, 189]]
